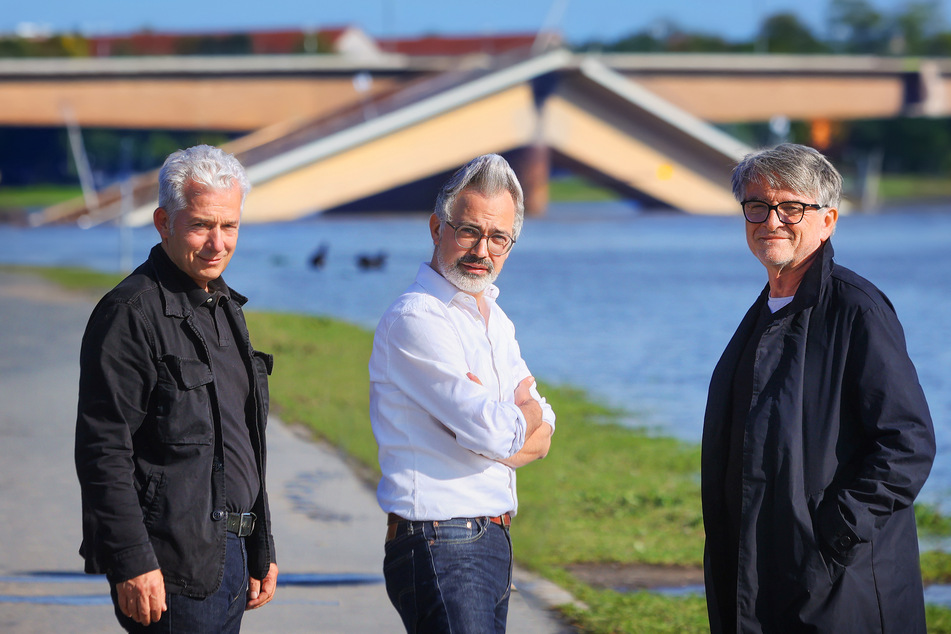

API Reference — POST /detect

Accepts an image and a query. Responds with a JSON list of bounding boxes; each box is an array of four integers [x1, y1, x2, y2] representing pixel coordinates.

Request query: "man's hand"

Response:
[[467, 372, 543, 436], [117, 568, 166, 626], [514, 375, 544, 436], [468, 372, 550, 467], [514, 374, 535, 406], [246, 562, 278, 610]]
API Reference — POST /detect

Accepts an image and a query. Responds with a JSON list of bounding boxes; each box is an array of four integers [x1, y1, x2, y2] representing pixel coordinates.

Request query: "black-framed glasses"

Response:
[[741, 200, 823, 225], [445, 221, 515, 256]]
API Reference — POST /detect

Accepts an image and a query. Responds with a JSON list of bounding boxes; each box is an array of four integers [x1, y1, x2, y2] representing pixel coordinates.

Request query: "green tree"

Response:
[[925, 32, 951, 55], [759, 12, 829, 53], [828, 0, 887, 53], [892, 1, 945, 55], [597, 31, 664, 53], [0, 33, 89, 58]]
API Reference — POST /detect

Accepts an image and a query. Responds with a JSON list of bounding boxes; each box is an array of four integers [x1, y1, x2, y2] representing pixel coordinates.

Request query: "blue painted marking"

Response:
[[0, 573, 104, 584], [277, 573, 384, 587], [0, 570, 383, 606], [651, 584, 705, 597], [0, 595, 112, 606], [272, 599, 340, 606]]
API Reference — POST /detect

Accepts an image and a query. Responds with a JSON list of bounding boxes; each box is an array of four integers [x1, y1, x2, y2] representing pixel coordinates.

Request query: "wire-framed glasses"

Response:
[[445, 221, 515, 256], [741, 200, 823, 225]]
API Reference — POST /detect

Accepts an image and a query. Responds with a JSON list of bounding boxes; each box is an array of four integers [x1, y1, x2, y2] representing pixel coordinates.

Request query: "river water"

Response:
[[1, 203, 948, 503]]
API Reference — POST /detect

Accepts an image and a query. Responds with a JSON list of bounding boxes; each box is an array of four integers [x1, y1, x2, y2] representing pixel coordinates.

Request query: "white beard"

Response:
[[435, 249, 498, 294]]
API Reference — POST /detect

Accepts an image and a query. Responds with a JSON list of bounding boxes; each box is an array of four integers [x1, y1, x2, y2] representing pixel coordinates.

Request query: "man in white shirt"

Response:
[[369, 154, 555, 633]]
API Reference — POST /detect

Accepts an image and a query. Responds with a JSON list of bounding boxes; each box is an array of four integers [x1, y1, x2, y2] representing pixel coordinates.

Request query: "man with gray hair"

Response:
[[76, 145, 278, 632], [701, 143, 934, 632], [370, 154, 555, 632]]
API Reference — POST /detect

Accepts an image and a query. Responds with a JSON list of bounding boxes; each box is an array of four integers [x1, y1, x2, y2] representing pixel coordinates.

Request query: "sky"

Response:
[[3, 0, 944, 46]]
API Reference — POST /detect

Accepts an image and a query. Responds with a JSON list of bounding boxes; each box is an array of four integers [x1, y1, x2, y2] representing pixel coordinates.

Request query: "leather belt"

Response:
[[225, 512, 256, 537], [385, 512, 512, 543]]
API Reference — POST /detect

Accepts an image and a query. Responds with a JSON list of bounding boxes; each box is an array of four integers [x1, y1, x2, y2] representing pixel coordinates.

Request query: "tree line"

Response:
[[1, 1, 949, 58], [581, 0, 950, 56]]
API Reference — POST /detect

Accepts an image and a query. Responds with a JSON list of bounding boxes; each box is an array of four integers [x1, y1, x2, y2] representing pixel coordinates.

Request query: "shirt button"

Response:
[[212, 510, 226, 521]]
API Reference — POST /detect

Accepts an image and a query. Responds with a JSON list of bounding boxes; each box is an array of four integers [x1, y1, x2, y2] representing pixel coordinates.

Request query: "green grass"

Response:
[[245, 311, 378, 472], [245, 312, 710, 633], [17, 264, 951, 632], [563, 589, 709, 633], [929, 605, 951, 632], [1, 175, 946, 213], [877, 174, 951, 201], [513, 386, 703, 568], [548, 175, 620, 202], [244, 313, 705, 569], [246, 308, 951, 632], [922, 551, 951, 584], [919, 503, 951, 537], [0, 184, 83, 208], [0, 264, 123, 293]]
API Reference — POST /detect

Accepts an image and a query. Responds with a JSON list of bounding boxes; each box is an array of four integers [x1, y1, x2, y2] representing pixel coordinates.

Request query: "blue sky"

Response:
[[1, 0, 942, 45]]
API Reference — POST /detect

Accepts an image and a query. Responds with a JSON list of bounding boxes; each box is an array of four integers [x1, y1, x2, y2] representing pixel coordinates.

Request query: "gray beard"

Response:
[[435, 250, 498, 294]]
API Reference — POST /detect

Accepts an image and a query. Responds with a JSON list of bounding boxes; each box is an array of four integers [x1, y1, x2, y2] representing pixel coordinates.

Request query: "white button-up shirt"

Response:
[[370, 263, 555, 521]]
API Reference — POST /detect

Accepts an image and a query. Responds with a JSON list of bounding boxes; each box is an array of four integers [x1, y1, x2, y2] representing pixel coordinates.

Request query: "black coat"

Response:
[[701, 241, 935, 633], [75, 245, 275, 597]]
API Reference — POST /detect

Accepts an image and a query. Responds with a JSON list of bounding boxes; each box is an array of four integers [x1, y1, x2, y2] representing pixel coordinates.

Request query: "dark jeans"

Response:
[[111, 533, 248, 633], [383, 516, 514, 634]]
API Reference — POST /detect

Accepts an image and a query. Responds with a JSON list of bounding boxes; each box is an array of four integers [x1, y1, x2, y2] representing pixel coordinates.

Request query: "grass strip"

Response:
[[0, 264, 124, 292], [0, 185, 83, 206], [245, 310, 951, 632], [877, 175, 951, 201], [548, 176, 620, 202], [14, 265, 951, 632]]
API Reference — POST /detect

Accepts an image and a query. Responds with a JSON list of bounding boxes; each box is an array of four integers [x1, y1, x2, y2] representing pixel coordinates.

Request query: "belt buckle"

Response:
[[239, 512, 256, 537], [228, 512, 256, 537]]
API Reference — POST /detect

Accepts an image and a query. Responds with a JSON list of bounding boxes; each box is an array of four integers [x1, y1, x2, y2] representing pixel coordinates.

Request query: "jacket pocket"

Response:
[[153, 355, 215, 445], [809, 489, 855, 584], [139, 470, 167, 530]]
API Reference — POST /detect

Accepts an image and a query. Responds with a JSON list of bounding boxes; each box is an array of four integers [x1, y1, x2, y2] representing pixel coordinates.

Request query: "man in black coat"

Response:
[[701, 143, 935, 632], [76, 145, 278, 632]]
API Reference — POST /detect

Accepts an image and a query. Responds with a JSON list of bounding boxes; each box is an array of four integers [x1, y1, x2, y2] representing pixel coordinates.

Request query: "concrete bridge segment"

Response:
[[30, 49, 752, 225]]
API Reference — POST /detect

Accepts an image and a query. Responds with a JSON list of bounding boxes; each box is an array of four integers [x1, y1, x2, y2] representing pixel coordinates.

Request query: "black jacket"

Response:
[[75, 245, 275, 597], [702, 241, 935, 633]]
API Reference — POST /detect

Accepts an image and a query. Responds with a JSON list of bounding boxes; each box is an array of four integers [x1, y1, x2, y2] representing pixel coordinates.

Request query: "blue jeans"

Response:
[[111, 533, 248, 633], [383, 516, 514, 633]]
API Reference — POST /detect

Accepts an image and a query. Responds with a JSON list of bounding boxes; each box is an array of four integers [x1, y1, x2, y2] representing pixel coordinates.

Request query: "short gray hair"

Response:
[[158, 145, 251, 219], [434, 154, 525, 239], [731, 143, 842, 209]]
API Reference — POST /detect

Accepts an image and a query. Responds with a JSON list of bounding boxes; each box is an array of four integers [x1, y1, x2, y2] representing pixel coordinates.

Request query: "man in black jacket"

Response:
[[702, 143, 935, 633], [76, 145, 278, 632]]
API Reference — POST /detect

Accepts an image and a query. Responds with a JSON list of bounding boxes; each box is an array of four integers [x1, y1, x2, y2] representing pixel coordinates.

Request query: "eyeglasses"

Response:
[[741, 200, 823, 225], [444, 221, 515, 256]]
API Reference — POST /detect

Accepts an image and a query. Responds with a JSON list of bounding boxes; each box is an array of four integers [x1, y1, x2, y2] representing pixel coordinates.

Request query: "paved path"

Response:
[[0, 271, 575, 633]]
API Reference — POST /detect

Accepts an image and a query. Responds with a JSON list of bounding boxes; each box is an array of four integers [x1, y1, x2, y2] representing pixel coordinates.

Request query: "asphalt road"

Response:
[[0, 271, 575, 633]]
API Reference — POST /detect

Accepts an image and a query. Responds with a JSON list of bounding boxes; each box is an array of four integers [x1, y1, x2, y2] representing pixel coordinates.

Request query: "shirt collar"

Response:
[[149, 244, 236, 313], [414, 262, 500, 306]]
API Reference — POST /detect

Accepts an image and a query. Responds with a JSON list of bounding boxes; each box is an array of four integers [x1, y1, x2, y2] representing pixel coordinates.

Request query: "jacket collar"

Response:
[[768, 240, 835, 317], [147, 244, 247, 318]]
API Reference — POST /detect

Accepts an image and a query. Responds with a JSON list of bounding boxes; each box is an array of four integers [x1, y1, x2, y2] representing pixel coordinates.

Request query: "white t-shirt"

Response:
[[768, 295, 795, 313]]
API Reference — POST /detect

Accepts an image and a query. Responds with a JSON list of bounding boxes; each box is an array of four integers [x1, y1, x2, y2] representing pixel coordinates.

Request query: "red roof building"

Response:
[[377, 33, 558, 56], [84, 27, 558, 58]]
